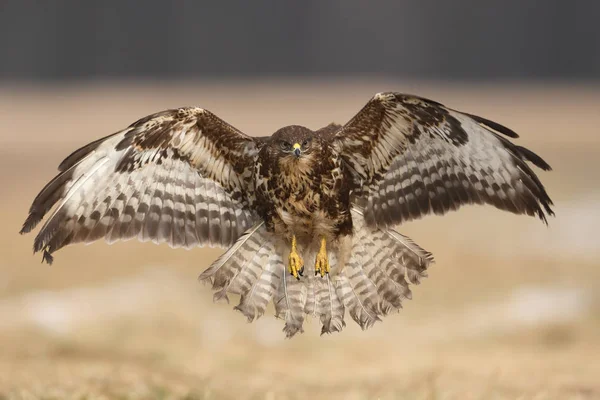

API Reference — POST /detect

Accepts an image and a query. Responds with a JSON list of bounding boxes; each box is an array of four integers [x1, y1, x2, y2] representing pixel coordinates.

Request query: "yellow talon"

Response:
[[315, 236, 330, 277], [288, 235, 304, 280]]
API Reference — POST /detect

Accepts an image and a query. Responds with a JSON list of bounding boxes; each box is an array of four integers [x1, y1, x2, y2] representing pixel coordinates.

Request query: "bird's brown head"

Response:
[[268, 125, 318, 173]]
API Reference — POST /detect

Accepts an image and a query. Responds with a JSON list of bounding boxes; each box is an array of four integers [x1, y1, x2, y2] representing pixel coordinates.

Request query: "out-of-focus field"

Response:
[[0, 81, 599, 399]]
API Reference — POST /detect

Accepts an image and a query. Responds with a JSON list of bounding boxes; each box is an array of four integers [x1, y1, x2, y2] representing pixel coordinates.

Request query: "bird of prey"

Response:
[[21, 92, 553, 337]]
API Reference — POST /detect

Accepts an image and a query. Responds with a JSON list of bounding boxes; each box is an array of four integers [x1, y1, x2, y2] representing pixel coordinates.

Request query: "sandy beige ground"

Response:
[[0, 81, 599, 399]]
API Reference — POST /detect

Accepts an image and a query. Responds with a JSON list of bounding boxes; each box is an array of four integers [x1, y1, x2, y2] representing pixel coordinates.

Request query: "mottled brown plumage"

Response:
[[21, 92, 553, 336], [252, 125, 354, 246]]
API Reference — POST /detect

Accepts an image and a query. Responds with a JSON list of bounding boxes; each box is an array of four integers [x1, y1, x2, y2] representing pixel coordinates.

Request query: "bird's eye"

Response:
[[280, 141, 291, 150], [302, 139, 310, 148]]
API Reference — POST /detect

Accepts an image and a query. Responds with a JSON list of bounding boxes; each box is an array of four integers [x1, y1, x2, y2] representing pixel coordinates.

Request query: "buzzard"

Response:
[[21, 92, 553, 337]]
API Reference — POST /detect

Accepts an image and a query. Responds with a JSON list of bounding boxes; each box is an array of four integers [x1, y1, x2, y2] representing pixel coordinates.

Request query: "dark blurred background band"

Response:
[[1, 1, 598, 81]]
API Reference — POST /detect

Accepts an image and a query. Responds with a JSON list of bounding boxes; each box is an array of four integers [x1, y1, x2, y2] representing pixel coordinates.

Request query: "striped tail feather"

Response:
[[301, 252, 345, 335], [369, 232, 414, 301], [235, 251, 284, 321], [334, 244, 384, 330], [198, 222, 268, 303], [334, 274, 380, 330], [304, 270, 318, 318], [315, 273, 346, 335], [360, 231, 406, 310], [274, 272, 308, 337], [384, 229, 433, 284], [300, 252, 343, 335]]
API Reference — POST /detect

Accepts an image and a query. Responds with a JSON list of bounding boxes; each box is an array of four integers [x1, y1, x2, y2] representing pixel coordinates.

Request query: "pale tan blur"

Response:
[[1, 81, 599, 399]]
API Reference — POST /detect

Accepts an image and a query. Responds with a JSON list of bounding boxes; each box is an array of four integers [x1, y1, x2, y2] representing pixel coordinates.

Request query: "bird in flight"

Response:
[[21, 92, 553, 337]]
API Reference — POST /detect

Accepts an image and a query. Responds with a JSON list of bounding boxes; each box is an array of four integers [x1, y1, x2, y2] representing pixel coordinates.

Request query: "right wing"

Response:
[[332, 92, 553, 228], [21, 107, 261, 263]]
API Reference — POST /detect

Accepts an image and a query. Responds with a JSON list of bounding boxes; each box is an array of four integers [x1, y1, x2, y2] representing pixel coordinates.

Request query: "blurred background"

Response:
[[1, 1, 599, 399]]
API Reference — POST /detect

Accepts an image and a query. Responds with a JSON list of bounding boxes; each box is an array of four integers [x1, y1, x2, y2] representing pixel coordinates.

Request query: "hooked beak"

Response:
[[293, 143, 301, 158]]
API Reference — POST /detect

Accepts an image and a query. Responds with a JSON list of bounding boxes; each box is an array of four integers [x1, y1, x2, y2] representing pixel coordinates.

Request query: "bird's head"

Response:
[[269, 125, 317, 172]]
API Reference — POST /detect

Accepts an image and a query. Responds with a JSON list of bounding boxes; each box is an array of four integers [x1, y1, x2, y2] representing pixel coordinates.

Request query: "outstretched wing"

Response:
[[21, 107, 261, 263], [333, 92, 554, 228]]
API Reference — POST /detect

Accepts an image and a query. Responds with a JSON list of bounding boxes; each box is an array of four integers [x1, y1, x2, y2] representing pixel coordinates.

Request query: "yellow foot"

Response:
[[315, 237, 330, 277], [288, 235, 304, 280]]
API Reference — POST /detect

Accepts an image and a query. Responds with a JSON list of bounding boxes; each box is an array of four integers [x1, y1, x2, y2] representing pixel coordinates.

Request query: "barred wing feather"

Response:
[[20, 107, 260, 263], [334, 92, 554, 228]]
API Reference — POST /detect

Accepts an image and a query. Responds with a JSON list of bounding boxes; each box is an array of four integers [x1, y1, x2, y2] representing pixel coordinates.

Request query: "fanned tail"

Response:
[[198, 210, 434, 336]]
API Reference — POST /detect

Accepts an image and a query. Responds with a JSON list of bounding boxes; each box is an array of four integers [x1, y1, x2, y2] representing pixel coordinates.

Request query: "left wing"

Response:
[[333, 92, 554, 228], [21, 107, 261, 263]]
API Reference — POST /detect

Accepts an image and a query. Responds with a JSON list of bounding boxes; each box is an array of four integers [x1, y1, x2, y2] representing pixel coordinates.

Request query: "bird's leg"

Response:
[[315, 236, 330, 277], [288, 235, 304, 280]]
